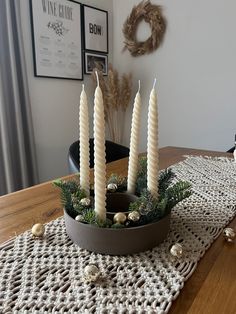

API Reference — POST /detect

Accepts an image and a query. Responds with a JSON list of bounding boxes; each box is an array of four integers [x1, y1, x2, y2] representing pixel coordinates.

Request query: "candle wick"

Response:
[[138, 80, 141, 93], [95, 71, 100, 87], [152, 78, 157, 89]]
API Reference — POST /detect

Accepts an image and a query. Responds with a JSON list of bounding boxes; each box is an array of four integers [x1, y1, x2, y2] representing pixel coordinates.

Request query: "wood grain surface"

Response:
[[0, 146, 235, 313]]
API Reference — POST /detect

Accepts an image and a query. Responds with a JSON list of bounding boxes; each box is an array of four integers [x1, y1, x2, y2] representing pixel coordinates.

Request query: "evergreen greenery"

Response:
[[135, 157, 147, 195], [111, 223, 126, 229], [107, 173, 127, 192], [82, 208, 112, 228], [54, 157, 192, 228], [53, 179, 87, 217], [159, 168, 175, 193]]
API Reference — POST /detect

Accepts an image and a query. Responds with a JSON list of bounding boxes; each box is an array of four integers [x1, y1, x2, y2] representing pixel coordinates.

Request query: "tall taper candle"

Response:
[[147, 79, 159, 198], [127, 80, 142, 194], [79, 85, 90, 196], [94, 72, 106, 221]]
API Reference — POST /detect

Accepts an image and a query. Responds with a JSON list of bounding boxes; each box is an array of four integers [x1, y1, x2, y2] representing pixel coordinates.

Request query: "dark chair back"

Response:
[[227, 134, 236, 153], [227, 147, 234, 153], [68, 139, 130, 173]]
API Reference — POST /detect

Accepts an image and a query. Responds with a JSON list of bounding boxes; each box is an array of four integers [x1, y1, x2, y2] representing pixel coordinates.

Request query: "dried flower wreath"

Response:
[[123, 0, 167, 57]]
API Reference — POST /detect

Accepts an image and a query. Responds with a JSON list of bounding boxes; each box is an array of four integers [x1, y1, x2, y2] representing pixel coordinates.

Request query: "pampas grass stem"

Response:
[[92, 65, 132, 143]]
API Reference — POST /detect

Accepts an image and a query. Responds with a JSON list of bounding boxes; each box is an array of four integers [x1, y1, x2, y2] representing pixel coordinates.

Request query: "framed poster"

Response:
[[83, 5, 108, 54], [84, 52, 108, 75], [30, 0, 83, 80]]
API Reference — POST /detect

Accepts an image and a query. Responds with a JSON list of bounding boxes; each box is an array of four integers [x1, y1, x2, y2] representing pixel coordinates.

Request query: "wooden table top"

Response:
[[0, 146, 235, 314]]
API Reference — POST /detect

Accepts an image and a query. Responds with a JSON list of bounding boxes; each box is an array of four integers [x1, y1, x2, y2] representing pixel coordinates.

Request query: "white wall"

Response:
[[20, 0, 113, 183], [112, 0, 236, 153], [19, 0, 236, 183]]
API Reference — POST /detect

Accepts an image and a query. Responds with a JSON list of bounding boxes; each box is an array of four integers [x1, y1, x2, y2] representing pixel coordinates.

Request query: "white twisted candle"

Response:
[[127, 81, 142, 194], [147, 79, 159, 198], [79, 85, 90, 196], [94, 72, 106, 221]]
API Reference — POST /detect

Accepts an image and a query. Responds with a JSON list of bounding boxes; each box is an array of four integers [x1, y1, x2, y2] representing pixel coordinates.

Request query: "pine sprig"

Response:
[[83, 208, 112, 228], [159, 168, 175, 193], [137, 157, 147, 177], [135, 157, 147, 195], [136, 158, 178, 196], [165, 181, 192, 210], [53, 179, 87, 217], [53, 179, 73, 209], [107, 173, 127, 192], [82, 208, 96, 224], [129, 189, 167, 224]]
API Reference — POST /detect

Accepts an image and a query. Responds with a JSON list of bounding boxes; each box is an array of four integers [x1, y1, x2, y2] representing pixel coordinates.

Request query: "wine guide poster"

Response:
[[31, 0, 82, 80]]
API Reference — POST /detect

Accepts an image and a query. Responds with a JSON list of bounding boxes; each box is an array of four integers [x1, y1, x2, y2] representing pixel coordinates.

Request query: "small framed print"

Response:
[[83, 5, 108, 54], [30, 0, 83, 80], [84, 52, 108, 75]]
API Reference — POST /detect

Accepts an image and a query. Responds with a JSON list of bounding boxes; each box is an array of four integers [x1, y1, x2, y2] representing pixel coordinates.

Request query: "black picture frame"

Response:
[[84, 52, 108, 75], [82, 5, 108, 54], [29, 0, 83, 80]]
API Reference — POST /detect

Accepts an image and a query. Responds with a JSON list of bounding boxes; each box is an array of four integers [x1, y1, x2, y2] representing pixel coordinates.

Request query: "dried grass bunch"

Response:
[[123, 0, 166, 57], [92, 64, 132, 143]]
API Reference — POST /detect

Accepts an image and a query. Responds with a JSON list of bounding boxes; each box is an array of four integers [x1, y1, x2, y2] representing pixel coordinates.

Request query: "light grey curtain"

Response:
[[0, 0, 38, 195]]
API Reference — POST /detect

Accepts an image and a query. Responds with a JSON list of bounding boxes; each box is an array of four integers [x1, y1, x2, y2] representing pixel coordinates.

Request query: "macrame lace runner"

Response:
[[0, 156, 236, 313]]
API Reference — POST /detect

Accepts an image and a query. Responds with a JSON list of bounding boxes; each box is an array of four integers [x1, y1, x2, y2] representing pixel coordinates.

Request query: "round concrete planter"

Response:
[[64, 193, 171, 255]]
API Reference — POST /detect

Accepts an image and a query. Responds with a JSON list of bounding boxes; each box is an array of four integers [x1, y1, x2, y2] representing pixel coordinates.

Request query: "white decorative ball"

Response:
[[170, 243, 183, 258], [223, 227, 235, 242], [31, 223, 45, 237], [75, 215, 84, 222], [83, 264, 100, 282], [80, 198, 91, 207], [107, 183, 118, 193]]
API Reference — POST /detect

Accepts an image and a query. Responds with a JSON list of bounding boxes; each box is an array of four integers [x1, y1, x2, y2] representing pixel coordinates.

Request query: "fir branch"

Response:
[[159, 168, 175, 193], [135, 157, 147, 195], [53, 179, 87, 217], [82, 208, 112, 228], [53, 180, 73, 210], [137, 157, 148, 177], [136, 160, 176, 196], [165, 181, 192, 210], [82, 208, 97, 224], [107, 173, 119, 185], [107, 174, 127, 192], [129, 189, 166, 225], [111, 223, 125, 229]]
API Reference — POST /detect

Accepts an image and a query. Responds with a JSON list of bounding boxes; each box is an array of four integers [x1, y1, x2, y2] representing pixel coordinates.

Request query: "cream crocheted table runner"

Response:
[[0, 156, 236, 313]]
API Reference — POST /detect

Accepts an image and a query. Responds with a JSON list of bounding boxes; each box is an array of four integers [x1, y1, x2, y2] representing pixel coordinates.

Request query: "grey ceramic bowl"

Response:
[[64, 193, 171, 255], [106, 192, 138, 219]]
